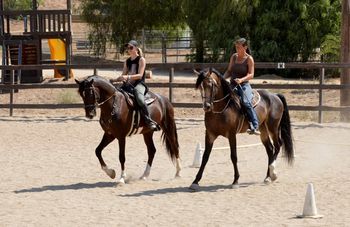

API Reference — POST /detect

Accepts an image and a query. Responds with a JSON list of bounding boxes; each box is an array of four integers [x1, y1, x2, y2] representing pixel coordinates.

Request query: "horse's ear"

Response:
[[193, 69, 200, 76], [75, 79, 80, 84], [88, 79, 94, 85], [209, 67, 212, 74]]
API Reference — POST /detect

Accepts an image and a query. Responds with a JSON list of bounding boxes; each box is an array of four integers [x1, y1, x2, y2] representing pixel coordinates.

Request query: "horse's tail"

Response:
[[160, 97, 179, 162], [277, 94, 294, 165]]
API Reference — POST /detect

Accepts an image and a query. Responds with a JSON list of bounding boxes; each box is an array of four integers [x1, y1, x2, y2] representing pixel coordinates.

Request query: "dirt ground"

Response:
[[2, 2, 350, 225], [0, 72, 350, 226], [0, 114, 349, 226]]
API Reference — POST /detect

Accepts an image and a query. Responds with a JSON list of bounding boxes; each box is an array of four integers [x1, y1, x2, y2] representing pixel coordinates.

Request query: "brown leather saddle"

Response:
[[116, 88, 158, 136], [118, 88, 157, 108]]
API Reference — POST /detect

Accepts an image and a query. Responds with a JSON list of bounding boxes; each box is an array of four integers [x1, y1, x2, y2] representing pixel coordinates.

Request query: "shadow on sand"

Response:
[[119, 181, 262, 197], [14, 181, 116, 193]]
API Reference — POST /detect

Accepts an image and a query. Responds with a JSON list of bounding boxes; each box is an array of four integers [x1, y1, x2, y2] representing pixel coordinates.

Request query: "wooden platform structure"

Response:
[[0, 0, 72, 83]]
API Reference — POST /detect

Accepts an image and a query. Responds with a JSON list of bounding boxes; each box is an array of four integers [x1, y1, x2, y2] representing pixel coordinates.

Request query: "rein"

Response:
[[212, 96, 231, 114], [96, 92, 117, 107]]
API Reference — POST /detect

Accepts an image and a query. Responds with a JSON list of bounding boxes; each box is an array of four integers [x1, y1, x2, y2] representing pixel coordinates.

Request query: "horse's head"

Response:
[[75, 77, 99, 119], [195, 68, 223, 112]]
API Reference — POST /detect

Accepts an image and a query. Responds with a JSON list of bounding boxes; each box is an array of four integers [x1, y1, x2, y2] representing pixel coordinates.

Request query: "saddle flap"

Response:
[[252, 89, 261, 108], [120, 89, 157, 107]]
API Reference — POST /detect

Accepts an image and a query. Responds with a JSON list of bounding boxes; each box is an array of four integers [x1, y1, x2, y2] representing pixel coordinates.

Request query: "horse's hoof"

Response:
[[175, 173, 181, 178], [231, 183, 239, 189], [117, 178, 125, 184], [264, 177, 272, 184], [106, 169, 116, 179], [140, 176, 147, 180], [102, 166, 116, 179], [189, 183, 200, 192], [269, 164, 278, 181], [270, 174, 277, 182]]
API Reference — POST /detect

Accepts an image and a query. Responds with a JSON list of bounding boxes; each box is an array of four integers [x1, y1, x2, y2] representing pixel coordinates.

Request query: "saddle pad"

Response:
[[252, 90, 261, 107]]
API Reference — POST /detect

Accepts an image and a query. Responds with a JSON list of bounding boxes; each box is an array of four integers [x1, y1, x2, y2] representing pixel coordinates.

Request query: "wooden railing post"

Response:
[[9, 70, 14, 116], [162, 35, 167, 63], [169, 67, 174, 103], [318, 68, 325, 123]]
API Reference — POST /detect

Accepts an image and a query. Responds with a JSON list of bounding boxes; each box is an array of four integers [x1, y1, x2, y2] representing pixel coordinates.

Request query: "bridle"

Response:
[[82, 83, 116, 110], [200, 73, 231, 114]]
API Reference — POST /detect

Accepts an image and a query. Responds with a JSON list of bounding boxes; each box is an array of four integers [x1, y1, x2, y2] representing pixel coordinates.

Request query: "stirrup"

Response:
[[246, 128, 260, 135], [146, 119, 160, 131]]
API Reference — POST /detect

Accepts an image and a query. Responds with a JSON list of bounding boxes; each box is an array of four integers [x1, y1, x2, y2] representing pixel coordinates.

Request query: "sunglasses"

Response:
[[127, 46, 134, 50]]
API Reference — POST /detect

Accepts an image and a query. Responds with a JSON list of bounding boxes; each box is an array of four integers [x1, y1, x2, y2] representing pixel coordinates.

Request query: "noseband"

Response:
[[200, 74, 231, 114]]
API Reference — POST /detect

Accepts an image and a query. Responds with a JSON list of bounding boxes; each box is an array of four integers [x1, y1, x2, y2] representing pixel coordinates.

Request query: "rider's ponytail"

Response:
[[137, 47, 143, 57]]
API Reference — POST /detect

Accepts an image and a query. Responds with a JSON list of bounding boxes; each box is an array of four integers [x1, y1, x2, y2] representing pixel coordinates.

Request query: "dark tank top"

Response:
[[230, 53, 249, 85], [126, 56, 145, 86]]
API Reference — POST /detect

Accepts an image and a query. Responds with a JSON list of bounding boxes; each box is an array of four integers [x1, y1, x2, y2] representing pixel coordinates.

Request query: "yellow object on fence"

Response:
[[48, 39, 73, 79]]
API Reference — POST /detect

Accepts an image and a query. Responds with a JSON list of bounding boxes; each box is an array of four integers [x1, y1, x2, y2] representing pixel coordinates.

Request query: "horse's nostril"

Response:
[[203, 103, 211, 112]]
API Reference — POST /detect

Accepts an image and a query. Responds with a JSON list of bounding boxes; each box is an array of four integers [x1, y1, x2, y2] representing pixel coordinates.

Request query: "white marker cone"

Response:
[[297, 183, 323, 218], [192, 142, 203, 168]]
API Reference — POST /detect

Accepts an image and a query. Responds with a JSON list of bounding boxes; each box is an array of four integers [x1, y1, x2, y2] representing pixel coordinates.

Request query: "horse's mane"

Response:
[[195, 70, 206, 89], [211, 69, 232, 97], [85, 75, 116, 91], [195, 68, 231, 96]]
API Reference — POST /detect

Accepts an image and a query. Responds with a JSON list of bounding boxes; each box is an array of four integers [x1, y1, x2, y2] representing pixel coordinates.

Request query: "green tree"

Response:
[[80, 0, 185, 56], [4, 0, 42, 10], [183, 0, 217, 62], [189, 0, 340, 63], [249, 0, 341, 62], [207, 0, 258, 61]]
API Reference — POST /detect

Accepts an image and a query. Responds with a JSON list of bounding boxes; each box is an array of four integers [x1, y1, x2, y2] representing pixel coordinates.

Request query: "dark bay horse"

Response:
[[190, 68, 294, 191], [75, 75, 181, 183]]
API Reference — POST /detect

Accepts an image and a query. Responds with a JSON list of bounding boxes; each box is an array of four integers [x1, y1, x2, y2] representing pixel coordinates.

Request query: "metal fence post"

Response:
[[169, 67, 174, 103], [318, 67, 325, 123]]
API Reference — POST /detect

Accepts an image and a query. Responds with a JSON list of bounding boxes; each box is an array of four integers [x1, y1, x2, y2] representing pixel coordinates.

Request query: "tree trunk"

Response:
[[195, 38, 204, 63], [340, 0, 350, 121]]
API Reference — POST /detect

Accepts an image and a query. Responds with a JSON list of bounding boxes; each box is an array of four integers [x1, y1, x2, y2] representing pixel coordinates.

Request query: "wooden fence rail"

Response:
[[1, 62, 350, 123]]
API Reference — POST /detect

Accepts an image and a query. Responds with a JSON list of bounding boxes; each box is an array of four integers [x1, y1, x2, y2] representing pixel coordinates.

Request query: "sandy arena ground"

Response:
[[2, 1, 350, 225], [0, 113, 350, 226]]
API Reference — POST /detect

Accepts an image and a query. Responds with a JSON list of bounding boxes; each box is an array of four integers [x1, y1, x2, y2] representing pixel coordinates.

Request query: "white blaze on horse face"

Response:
[[210, 75, 218, 86]]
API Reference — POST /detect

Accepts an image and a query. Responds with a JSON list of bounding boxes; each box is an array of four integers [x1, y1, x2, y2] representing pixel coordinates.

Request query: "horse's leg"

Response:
[[268, 127, 282, 182], [259, 124, 275, 183], [118, 137, 127, 184], [96, 133, 116, 179], [175, 158, 181, 178], [140, 132, 156, 180], [228, 135, 240, 188], [189, 130, 216, 191]]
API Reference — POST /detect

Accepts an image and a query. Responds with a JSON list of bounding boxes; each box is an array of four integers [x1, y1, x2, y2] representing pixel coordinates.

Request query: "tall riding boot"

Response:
[[140, 104, 158, 131]]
